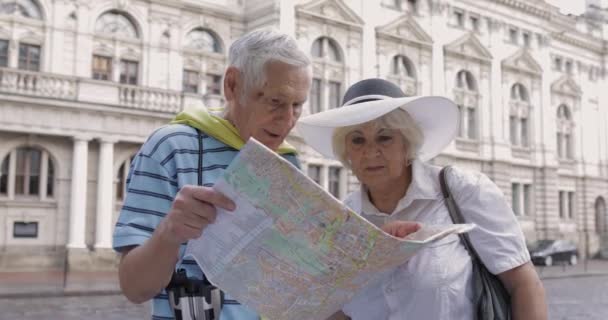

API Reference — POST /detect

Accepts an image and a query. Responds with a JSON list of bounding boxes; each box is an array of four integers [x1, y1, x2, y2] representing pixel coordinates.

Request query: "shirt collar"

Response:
[[359, 159, 442, 216]]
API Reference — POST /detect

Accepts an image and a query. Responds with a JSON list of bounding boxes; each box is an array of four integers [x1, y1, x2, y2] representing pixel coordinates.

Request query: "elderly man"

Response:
[[113, 29, 312, 320]]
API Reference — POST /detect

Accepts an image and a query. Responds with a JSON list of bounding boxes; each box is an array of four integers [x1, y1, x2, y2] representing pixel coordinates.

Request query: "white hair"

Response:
[[228, 28, 311, 96], [332, 108, 424, 169]]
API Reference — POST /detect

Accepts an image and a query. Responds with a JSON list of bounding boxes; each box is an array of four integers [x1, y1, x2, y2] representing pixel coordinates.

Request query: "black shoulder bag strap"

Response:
[[439, 166, 512, 320], [439, 166, 481, 260]]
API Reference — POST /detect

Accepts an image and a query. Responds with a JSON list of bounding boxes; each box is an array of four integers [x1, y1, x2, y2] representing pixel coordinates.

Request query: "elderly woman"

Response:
[[297, 79, 547, 320]]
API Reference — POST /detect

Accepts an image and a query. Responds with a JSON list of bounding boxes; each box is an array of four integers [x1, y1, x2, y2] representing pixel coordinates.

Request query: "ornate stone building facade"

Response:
[[0, 0, 607, 271]]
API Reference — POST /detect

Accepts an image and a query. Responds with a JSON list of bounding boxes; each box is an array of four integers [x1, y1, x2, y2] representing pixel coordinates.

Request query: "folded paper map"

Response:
[[185, 138, 473, 320]]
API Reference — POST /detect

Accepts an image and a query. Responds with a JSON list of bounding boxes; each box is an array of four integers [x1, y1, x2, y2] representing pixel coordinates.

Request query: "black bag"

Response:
[[439, 166, 512, 320]]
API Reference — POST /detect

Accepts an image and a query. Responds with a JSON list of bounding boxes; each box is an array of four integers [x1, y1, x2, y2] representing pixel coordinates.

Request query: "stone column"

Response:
[[95, 139, 116, 249], [39, 151, 48, 200], [67, 137, 89, 249], [7, 149, 16, 198]]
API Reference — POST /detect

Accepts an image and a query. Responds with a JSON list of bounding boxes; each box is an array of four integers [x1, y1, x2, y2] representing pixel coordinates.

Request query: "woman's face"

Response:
[[344, 121, 410, 189]]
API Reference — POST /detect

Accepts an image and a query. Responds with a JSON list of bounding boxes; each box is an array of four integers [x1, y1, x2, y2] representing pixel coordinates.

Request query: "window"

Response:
[[557, 105, 574, 159], [407, 0, 417, 13], [0, 39, 8, 67], [392, 55, 415, 78], [1, 147, 54, 198], [456, 70, 476, 91], [183, 70, 199, 93], [523, 32, 531, 48], [454, 10, 464, 27], [186, 28, 222, 53], [95, 10, 139, 39], [310, 78, 322, 114], [556, 132, 563, 157], [307, 165, 321, 185], [13, 222, 38, 238], [564, 134, 572, 158], [0, 0, 43, 20], [554, 57, 562, 71], [510, 116, 518, 145], [119, 59, 138, 85], [512, 183, 521, 215], [18, 43, 40, 71], [311, 37, 341, 62], [565, 60, 573, 74], [467, 107, 476, 139], [511, 83, 529, 102], [92, 55, 112, 81], [520, 118, 528, 147], [509, 28, 518, 44], [470, 16, 479, 32], [568, 192, 575, 219], [454, 70, 478, 140], [205, 74, 222, 95], [523, 184, 531, 216], [0, 156, 8, 195], [328, 167, 341, 198], [328, 81, 341, 109], [559, 191, 566, 218], [116, 156, 135, 201]]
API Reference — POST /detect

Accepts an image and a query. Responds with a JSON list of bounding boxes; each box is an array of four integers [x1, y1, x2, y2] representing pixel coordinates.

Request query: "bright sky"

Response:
[[545, 0, 586, 15]]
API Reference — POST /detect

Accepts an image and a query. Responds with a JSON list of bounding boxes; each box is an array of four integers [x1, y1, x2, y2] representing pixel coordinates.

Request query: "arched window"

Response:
[[311, 37, 342, 63], [95, 10, 139, 39], [596, 197, 607, 234], [556, 104, 574, 159], [185, 28, 222, 53], [93, 10, 140, 84], [509, 83, 531, 147], [0, 147, 54, 198], [309, 37, 344, 114], [389, 55, 417, 96], [392, 55, 415, 78], [455, 70, 477, 91], [454, 70, 478, 139], [0, 0, 43, 20], [116, 155, 135, 201]]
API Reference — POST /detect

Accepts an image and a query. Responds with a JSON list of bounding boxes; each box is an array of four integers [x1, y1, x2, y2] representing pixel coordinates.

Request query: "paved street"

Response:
[[544, 275, 608, 320], [1, 274, 607, 320], [0, 294, 149, 320], [0, 261, 607, 320]]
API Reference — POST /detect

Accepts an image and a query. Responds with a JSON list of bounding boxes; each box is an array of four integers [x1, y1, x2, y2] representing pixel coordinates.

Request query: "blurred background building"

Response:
[[1, 0, 608, 272]]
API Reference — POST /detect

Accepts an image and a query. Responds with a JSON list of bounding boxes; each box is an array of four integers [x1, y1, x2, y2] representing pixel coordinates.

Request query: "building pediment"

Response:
[[376, 15, 433, 48], [502, 49, 542, 76], [551, 75, 581, 97], [444, 33, 492, 63], [296, 0, 364, 28]]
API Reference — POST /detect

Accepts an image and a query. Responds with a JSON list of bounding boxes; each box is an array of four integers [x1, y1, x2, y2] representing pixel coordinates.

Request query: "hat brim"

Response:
[[296, 96, 459, 162]]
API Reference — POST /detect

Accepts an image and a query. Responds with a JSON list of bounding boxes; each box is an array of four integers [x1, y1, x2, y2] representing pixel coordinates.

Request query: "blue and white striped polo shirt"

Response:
[[113, 124, 300, 320]]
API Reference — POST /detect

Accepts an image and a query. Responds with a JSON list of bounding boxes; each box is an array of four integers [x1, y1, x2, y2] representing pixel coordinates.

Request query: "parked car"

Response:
[[528, 239, 579, 266]]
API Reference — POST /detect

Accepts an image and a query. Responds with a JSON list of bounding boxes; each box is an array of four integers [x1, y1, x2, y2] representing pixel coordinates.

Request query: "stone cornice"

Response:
[[552, 32, 606, 55], [490, 0, 557, 20]]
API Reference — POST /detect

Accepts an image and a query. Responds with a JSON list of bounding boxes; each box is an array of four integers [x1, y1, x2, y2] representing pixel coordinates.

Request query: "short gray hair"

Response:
[[332, 108, 424, 169], [228, 28, 311, 95]]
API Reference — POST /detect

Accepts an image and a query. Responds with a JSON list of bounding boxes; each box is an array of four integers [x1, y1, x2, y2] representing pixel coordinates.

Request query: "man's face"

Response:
[[226, 61, 311, 151]]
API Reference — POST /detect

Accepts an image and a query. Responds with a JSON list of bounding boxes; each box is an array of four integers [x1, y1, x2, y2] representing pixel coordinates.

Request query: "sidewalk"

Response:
[[536, 258, 608, 280], [0, 270, 121, 298], [1, 259, 607, 298]]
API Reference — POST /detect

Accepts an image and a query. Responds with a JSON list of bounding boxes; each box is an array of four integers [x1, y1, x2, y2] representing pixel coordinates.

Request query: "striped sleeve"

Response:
[[113, 153, 178, 251]]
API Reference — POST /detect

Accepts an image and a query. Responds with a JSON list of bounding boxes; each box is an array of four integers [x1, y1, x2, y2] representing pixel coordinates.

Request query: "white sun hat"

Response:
[[296, 78, 460, 162]]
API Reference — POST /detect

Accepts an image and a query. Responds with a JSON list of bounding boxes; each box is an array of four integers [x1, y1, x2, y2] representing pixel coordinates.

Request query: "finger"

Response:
[[190, 187, 236, 211], [395, 222, 421, 238], [184, 201, 218, 223], [182, 210, 214, 229]]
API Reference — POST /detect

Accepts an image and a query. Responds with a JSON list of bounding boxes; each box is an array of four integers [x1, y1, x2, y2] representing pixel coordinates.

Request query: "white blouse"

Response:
[[341, 159, 530, 320]]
